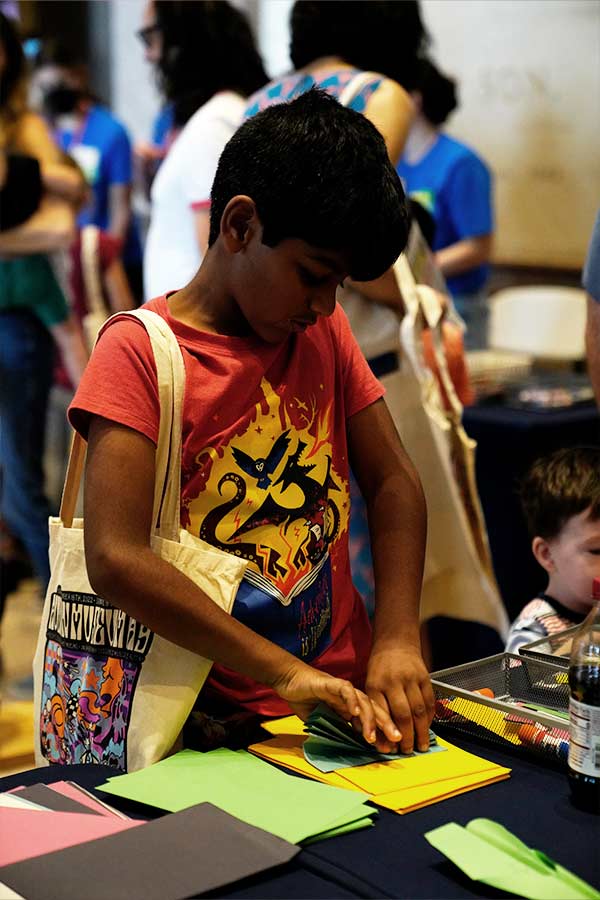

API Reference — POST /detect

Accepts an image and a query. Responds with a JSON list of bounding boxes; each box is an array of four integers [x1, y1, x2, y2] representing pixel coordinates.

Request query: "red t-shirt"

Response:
[[69, 295, 384, 715]]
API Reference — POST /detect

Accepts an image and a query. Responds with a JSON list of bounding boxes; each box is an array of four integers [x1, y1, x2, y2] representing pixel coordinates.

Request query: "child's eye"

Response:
[[588, 548, 600, 555], [298, 266, 323, 287]]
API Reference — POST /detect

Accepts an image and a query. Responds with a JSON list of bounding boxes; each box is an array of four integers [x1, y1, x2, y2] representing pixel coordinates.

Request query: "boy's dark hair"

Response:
[[290, 0, 429, 92], [520, 446, 600, 539], [416, 58, 458, 127], [209, 89, 409, 282], [154, 1, 268, 128]]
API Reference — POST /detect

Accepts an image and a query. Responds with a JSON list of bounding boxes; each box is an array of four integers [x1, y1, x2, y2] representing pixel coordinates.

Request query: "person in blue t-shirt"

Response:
[[34, 45, 143, 301], [397, 58, 494, 349]]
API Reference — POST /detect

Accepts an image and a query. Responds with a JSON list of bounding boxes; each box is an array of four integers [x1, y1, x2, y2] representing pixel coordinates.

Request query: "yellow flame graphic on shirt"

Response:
[[186, 378, 349, 595]]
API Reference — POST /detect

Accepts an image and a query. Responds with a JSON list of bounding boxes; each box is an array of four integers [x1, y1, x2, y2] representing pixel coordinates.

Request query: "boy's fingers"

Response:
[[406, 682, 431, 752], [355, 691, 377, 744], [325, 678, 361, 719], [385, 688, 415, 754], [370, 693, 401, 750]]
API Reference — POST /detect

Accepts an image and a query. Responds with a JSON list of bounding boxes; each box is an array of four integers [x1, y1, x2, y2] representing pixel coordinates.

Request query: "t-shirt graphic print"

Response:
[[186, 375, 349, 662]]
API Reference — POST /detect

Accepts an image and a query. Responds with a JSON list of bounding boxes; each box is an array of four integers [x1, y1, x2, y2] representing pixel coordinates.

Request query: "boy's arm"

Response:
[[84, 415, 403, 745], [435, 234, 492, 278], [348, 397, 434, 753]]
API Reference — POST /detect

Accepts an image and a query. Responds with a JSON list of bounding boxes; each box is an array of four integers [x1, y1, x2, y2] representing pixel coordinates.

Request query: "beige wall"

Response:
[[422, 0, 600, 269], [108, 0, 600, 269]]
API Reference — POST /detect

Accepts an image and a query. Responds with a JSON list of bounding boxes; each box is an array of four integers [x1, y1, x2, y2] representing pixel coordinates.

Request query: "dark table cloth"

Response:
[[2, 731, 598, 899]]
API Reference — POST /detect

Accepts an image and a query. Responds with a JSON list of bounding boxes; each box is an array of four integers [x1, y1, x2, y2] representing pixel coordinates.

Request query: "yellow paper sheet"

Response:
[[262, 716, 306, 736], [373, 769, 511, 813], [251, 729, 511, 814], [333, 737, 506, 794], [249, 735, 364, 792]]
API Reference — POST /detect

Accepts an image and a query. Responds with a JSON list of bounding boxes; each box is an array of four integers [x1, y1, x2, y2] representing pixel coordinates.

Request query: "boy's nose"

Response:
[[310, 285, 337, 318]]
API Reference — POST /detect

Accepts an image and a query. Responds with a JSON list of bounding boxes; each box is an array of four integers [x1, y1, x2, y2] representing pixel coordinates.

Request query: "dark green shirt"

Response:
[[0, 254, 68, 327]]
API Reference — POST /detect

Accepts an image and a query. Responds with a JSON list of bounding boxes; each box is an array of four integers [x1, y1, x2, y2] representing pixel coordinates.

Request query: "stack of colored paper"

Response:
[[0, 785, 142, 871], [0, 786, 299, 900], [303, 704, 445, 772], [249, 714, 510, 814], [98, 747, 377, 843]]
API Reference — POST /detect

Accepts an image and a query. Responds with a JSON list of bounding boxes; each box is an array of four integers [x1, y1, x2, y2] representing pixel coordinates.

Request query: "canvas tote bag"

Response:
[[33, 309, 248, 772], [383, 255, 509, 637]]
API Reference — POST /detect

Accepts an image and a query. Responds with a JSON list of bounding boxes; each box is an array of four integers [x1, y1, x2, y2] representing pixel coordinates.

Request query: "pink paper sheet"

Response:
[[0, 808, 142, 867]]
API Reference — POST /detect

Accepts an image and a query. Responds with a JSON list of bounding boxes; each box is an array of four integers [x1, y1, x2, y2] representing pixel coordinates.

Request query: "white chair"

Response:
[[488, 285, 587, 361]]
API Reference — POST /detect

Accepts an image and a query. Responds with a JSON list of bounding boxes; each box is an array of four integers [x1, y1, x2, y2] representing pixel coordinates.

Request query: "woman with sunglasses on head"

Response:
[[139, 0, 268, 302]]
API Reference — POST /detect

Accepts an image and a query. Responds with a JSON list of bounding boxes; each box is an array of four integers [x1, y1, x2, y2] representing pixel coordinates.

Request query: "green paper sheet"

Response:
[[304, 704, 443, 773], [302, 816, 376, 845], [425, 818, 600, 900], [99, 748, 372, 845]]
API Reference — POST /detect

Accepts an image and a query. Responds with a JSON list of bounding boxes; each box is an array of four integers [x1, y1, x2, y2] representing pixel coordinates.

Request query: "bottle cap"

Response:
[[594, 578, 600, 600]]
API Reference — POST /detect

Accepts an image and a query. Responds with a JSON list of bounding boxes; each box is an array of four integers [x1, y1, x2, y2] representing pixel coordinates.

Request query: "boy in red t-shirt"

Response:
[[69, 90, 433, 753]]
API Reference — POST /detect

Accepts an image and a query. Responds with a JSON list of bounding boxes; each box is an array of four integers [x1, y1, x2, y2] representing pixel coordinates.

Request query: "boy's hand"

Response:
[[366, 646, 435, 754], [272, 662, 402, 750]]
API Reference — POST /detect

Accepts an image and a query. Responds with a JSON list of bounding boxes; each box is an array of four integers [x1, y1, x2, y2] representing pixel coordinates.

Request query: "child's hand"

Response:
[[272, 662, 402, 749], [366, 646, 435, 754]]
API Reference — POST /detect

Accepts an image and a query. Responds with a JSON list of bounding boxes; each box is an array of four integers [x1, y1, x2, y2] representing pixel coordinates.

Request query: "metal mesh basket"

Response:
[[431, 653, 569, 768], [518, 625, 581, 668]]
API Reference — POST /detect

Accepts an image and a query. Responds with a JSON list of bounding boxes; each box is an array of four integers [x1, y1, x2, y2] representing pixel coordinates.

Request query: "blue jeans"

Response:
[[0, 311, 54, 589]]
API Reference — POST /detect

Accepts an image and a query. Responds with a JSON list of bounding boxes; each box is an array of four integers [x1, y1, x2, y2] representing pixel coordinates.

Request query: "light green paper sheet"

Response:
[[302, 816, 376, 845], [99, 748, 372, 844], [425, 818, 600, 900]]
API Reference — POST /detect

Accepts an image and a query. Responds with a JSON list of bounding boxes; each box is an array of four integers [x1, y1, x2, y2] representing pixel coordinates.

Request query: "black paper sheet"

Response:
[[14, 784, 102, 816]]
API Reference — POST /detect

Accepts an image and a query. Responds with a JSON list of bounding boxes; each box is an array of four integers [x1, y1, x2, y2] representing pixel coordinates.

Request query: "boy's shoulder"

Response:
[[510, 594, 581, 635]]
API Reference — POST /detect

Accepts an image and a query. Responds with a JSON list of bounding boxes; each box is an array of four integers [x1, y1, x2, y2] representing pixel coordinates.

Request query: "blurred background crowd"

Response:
[[0, 0, 599, 769]]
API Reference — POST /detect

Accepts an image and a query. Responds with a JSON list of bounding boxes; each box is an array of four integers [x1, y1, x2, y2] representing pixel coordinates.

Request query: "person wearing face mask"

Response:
[[32, 43, 144, 302]]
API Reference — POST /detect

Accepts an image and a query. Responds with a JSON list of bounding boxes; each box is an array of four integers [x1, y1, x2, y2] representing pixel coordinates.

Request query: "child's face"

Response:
[[543, 508, 600, 612], [232, 232, 348, 345]]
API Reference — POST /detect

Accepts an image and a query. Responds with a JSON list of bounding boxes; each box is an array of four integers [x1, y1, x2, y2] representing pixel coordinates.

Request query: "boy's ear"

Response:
[[532, 536, 555, 574], [220, 196, 259, 252]]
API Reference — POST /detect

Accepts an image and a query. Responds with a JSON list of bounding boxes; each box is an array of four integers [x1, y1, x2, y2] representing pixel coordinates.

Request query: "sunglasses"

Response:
[[136, 22, 161, 48]]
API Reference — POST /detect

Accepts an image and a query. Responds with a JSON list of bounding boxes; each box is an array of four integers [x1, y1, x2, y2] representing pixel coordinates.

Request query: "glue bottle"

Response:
[[568, 577, 600, 813]]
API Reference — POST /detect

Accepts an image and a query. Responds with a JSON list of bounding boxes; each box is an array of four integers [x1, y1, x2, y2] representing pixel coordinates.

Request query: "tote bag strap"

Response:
[[80, 225, 106, 316], [125, 309, 185, 541], [393, 254, 496, 577], [338, 71, 382, 108], [60, 309, 185, 542]]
